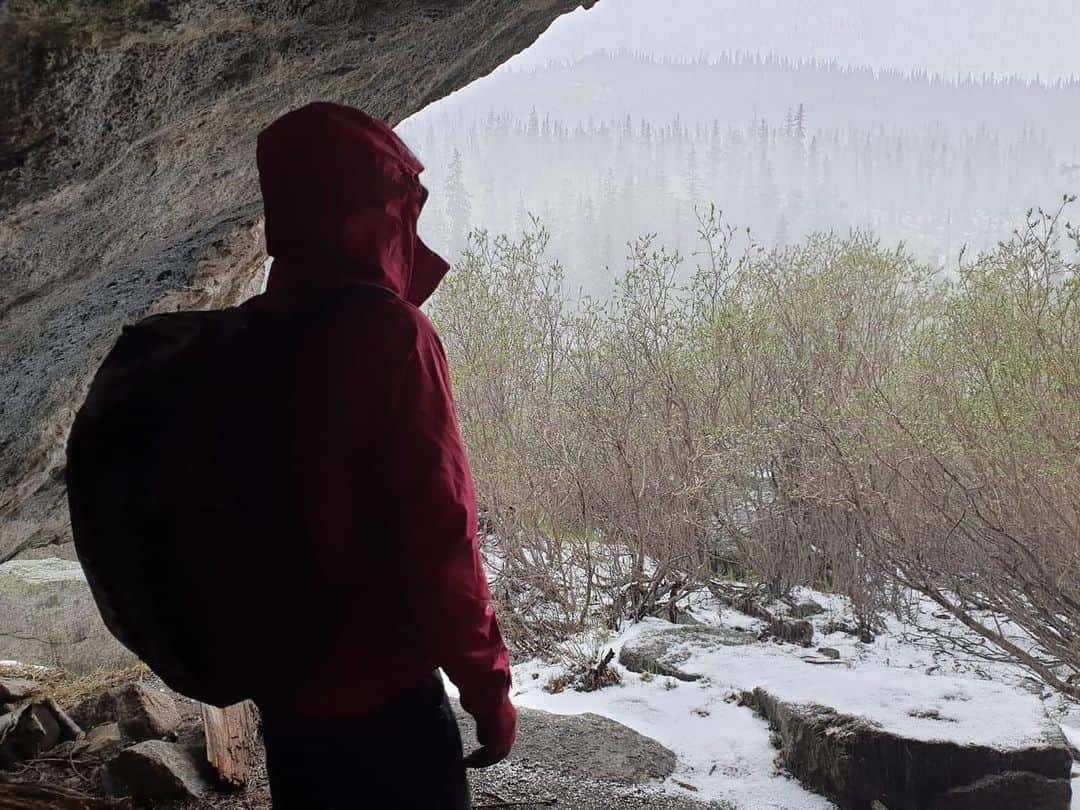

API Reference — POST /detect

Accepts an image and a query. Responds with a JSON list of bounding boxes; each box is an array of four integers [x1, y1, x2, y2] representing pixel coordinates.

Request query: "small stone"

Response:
[[0, 703, 61, 763], [115, 684, 181, 741], [0, 678, 38, 702], [817, 647, 841, 660], [84, 722, 123, 758], [71, 692, 107, 730], [105, 740, 210, 802], [769, 616, 814, 647], [74, 683, 181, 741], [789, 600, 825, 619]]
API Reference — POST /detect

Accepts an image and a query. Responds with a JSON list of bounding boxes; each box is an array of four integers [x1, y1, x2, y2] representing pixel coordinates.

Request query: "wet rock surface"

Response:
[[742, 686, 1073, 810]]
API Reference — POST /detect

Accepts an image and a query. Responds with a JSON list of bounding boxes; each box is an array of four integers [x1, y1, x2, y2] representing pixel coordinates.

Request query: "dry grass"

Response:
[[0, 662, 151, 708]]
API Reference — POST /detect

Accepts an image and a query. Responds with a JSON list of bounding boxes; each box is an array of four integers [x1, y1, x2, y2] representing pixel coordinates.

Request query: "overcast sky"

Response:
[[500, 0, 1080, 81]]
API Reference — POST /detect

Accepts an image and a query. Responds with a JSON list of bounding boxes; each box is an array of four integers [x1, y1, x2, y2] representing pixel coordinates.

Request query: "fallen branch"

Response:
[[0, 781, 128, 808]]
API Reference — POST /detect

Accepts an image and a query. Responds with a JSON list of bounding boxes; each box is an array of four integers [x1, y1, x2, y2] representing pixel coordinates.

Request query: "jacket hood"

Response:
[[257, 102, 449, 306]]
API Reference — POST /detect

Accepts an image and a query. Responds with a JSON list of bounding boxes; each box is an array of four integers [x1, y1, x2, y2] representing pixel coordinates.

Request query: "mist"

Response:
[[400, 43, 1080, 293], [504, 0, 1080, 81]]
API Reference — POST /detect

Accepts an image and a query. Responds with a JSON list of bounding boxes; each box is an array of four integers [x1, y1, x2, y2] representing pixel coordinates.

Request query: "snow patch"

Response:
[[455, 586, 1080, 809]]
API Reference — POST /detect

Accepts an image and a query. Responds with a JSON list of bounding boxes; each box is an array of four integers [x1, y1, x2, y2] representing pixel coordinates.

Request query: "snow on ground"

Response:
[[448, 648, 831, 810], [449, 586, 1079, 809], [1066, 723, 1080, 753], [509, 656, 834, 809]]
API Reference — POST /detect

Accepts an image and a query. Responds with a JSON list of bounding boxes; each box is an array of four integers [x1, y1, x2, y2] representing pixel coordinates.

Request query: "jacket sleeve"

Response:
[[386, 314, 512, 721]]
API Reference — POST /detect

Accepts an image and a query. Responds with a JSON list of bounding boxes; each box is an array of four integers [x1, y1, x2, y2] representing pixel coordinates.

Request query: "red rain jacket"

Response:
[[246, 103, 513, 744]]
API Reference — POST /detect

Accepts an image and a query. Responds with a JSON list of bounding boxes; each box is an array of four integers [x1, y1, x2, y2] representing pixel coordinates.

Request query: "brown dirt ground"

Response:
[[1, 667, 725, 809]]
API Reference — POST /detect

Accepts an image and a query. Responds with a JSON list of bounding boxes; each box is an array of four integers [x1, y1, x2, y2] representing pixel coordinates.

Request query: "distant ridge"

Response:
[[425, 51, 1080, 149], [504, 49, 1080, 90]]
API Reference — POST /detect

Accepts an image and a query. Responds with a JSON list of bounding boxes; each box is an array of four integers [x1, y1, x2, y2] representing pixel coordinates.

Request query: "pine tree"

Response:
[[443, 148, 472, 259], [685, 146, 704, 211]]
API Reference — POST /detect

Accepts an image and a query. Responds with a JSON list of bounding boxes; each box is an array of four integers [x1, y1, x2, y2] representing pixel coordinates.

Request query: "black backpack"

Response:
[[66, 301, 338, 707]]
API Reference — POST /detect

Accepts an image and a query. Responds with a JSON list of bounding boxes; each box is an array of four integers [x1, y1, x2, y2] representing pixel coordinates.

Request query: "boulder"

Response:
[[0, 703, 61, 766], [72, 683, 180, 741], [453, 701, 676, 785], [1, 0, 591, 568], [0, 677, 38, 702], [742, 687, 1073, 810], [767, 616, 815, 647], [72, 722, 124, 759], [0, 558, 139, 673], [113, 684, 181, 742], [104, 740, 210, 803], [619, 624, 756, 682], [788, 600, 826, 619]]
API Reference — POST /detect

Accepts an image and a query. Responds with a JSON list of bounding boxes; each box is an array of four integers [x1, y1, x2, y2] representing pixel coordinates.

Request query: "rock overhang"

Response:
[[0, 0, 594, 561]]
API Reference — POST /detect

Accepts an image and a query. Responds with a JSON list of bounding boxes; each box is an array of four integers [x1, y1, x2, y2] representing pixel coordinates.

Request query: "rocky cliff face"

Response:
[[0, 0, 590, 561]]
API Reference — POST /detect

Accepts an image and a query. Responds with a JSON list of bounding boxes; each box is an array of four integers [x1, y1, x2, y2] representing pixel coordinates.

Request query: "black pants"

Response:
[[261, 674, 471, 809]]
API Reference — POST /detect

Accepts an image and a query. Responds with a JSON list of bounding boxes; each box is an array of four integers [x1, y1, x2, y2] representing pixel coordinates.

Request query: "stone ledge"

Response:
[[741, 686, 1073, 810]]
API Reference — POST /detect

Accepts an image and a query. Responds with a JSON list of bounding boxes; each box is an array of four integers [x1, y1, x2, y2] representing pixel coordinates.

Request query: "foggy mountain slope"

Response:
[[399, 53, 1080, 292], [425, 52, 1080, 148], [503, 0, 1080, 82]]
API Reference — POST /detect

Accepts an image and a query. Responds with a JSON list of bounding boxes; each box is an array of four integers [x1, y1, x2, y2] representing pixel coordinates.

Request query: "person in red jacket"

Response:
[[247, 102, 515, 808]]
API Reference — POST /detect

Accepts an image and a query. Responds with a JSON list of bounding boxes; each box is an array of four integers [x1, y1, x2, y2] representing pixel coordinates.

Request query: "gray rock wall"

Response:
[[0, 557, 139, 672], [0, 0, 592, 561]]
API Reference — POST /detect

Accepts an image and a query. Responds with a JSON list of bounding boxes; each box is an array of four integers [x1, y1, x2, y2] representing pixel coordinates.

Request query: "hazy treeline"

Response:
[[400, 53, 1080, 292]]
